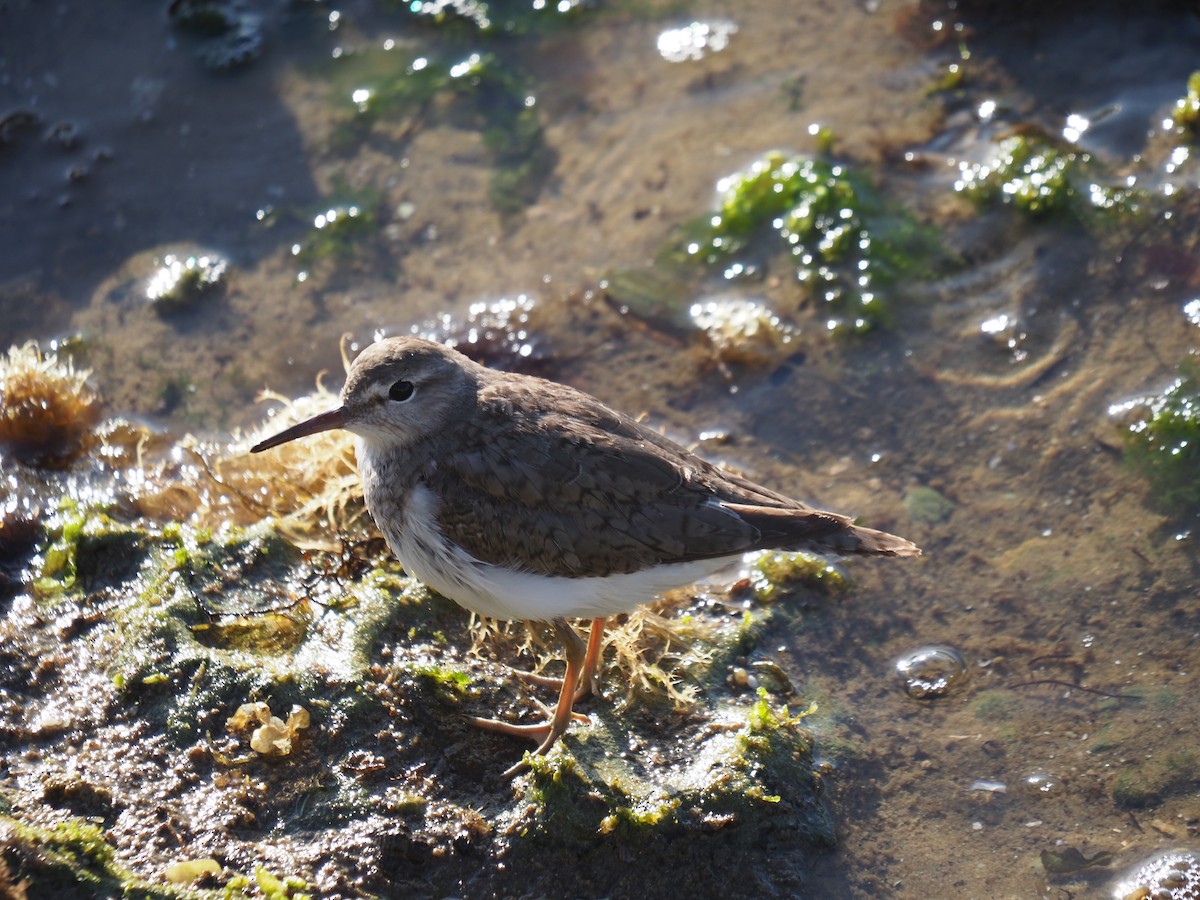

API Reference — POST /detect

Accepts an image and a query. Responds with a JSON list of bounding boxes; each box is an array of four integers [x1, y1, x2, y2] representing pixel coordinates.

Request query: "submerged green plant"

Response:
[[333, 48, 553, 215], [954, 133, 1137, 219], [1172, 71, 1200, 137], [1113, 358, 1200, 513], [290, 200, 377, 265], [675, 150, 937, 336], [955, 135, 1076, 216]]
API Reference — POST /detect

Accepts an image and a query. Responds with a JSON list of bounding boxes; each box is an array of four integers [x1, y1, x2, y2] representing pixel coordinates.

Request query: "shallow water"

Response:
[[3, 1, 1200, 897]]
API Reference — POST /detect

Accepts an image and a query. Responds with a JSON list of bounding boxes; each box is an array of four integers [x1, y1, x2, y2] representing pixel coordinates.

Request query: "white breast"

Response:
[[381, 484, 736, 622]]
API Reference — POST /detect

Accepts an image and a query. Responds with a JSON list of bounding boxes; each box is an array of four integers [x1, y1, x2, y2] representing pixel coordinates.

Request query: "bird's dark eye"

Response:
[[389, 380, 415, 402]]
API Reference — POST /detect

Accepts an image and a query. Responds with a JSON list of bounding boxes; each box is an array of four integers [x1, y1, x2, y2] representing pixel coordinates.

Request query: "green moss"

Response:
[[409, 662, 472, 695], [674, 150, 939, 336], [510, 685, 831, 864], [0, 814, 175, 898], [1172, 71, 1200, 137], [749, 550, 848, 603], [1117, 359, 1200, 513]]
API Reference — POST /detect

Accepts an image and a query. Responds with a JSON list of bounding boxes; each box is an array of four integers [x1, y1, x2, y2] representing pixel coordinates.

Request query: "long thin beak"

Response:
[[250, 406, 348, 453]]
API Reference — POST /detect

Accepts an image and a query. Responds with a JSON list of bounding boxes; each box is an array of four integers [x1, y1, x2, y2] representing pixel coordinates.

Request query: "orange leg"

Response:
[[469, 617, 590, 775], [516, 616, 606, 701], [579, 616, 606, 700]]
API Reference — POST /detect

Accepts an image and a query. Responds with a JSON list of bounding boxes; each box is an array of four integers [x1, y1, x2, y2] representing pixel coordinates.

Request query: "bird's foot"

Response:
[[468, 712, 590, 778], [467, 711, 590, 744], [515, 668, 601, 704], [470, 617, 601, 778], [511, 615, 607, 702]]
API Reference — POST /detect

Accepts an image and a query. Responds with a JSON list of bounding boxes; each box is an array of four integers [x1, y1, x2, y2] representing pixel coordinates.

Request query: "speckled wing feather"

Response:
[[426, 379, 875, 578]]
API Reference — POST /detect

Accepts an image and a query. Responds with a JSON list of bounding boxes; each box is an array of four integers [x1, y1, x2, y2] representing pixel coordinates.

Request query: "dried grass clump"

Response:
[[219, 381, 365, 549], [469, 592, 710, 710], [604, 604, 709, 707], [127, 372, 366, 551], [0, 341, 100, 466], [689, 296, 797, 370]]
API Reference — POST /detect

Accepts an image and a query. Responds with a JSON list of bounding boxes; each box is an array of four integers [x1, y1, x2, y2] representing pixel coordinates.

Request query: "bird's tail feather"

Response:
[[844, 524, 921, 558]]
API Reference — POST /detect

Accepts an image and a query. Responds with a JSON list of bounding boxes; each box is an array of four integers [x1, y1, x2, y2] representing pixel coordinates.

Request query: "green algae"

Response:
[[330, 47, 553, 216], [744, 685, 816, 737], [956, 135, 1075, 217], [252, 866, 310, 900], [31, 496, 127, 597], [0, 815, 177, 899], [5, 431, 846, 894], [290, 199, 377, 267], [145, 252, 228, 312], [77, 518, 410, 745], [1040, 846, 1115, 876], [1172, 71, 1200, 138], [1115, 358, 1200, 514], [598, 266, 696, 331], [511, 687, 832, 862], [673, 150, 939, 336], [969, 689, 1017, 722], [408, 662, 473, 694], [954, 133, 1139, 221], [748, 550, 848, 603], [219, 867, 310, 900]]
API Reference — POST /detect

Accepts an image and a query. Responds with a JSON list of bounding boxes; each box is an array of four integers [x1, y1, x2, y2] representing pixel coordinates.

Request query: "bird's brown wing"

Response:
[[425, 380, 881, 577]]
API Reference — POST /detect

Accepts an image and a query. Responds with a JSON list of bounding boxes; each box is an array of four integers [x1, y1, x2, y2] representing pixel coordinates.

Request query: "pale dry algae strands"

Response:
[[0, 341, 101, 466]]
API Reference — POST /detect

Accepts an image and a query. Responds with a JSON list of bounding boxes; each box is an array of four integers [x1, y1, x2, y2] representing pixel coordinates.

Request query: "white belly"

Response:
[[385, 484, 734, 622]]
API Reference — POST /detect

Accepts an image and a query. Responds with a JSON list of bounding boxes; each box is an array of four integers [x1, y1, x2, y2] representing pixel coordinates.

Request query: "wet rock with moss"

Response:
[[0, 346, 847, 897]]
